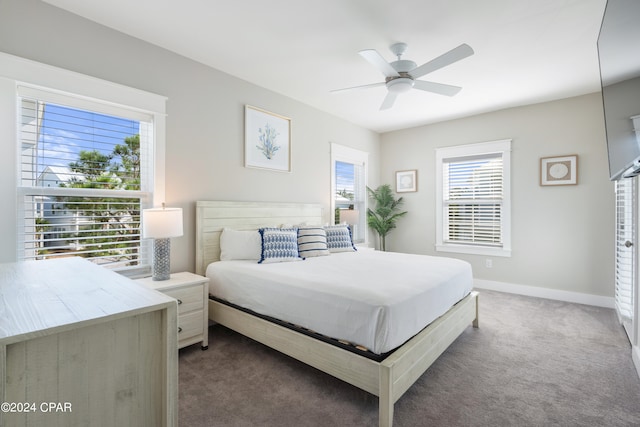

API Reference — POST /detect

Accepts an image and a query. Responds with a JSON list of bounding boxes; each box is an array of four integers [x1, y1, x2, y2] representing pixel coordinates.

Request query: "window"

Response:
[[17, 86, 156, 271], [615, 177, 635, 342], [1, 53, 166, 270], [435, 139, 511, 257], [330, 143, 368, 244]]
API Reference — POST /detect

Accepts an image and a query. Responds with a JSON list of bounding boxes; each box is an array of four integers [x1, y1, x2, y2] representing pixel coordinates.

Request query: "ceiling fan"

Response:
[[332, 42, 474, 110]]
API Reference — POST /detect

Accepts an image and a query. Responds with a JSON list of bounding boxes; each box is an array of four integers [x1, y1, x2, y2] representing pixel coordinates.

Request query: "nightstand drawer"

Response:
[[163, 285, 203, 314], [178, 310, 204, 341]]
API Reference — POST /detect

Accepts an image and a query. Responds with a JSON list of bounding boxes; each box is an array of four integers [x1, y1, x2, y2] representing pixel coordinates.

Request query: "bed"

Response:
[[195, 200, 479, 427]]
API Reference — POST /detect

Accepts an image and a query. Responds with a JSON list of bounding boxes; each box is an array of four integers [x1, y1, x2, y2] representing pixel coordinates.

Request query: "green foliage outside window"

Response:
[[55, 135, 142, 264]]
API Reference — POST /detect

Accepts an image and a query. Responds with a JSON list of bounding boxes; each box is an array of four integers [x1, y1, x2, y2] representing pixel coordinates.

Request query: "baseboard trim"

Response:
[[633, 346, 640, 379], [473, 279, 615, 308]]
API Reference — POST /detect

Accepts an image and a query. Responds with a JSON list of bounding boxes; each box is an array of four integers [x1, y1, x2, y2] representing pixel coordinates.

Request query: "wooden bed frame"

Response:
[[195, 200, 479, 427]]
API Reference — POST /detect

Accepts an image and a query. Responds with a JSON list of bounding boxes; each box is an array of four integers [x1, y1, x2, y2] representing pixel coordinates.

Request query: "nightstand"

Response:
[[136, 272, 209, 350]]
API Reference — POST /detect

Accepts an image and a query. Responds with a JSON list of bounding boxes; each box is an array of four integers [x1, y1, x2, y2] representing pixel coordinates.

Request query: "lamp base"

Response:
[[152, 238, 171, 281]]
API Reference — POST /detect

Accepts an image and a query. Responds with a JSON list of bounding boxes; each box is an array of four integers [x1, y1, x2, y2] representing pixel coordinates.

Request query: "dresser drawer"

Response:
[[178, 310, 204, 341], [163, 285, 203, 314]]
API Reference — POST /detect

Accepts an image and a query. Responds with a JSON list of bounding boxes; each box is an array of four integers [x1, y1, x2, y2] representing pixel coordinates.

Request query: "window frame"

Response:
[[1, 52, 166, 272], [330, 143, 368, 245], [435, 139, 512, 257]]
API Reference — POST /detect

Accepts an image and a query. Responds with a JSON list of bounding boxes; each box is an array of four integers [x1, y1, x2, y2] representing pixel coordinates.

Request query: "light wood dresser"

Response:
[[0, 257, 178, 427], [136, 272, 209, 350]]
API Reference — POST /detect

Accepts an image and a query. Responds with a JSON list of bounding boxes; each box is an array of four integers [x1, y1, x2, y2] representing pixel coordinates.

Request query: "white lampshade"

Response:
[[142, 207, 183, 239], [340, 209, 360, 225]]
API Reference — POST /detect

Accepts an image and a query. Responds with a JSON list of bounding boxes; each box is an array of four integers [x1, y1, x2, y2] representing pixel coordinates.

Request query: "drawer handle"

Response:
[[177, 299, 182, 305], [178, 327, 182, 333]]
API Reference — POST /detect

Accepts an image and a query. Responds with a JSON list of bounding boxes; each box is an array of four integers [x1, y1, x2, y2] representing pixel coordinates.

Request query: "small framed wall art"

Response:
[[396, 169, 417, 192], [540, 155, 578, 186], [245, 105, 291, 172]]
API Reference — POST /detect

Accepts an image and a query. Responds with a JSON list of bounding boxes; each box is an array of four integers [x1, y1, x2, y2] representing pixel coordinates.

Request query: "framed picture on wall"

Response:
[[245, 105, 291, 172], [396, 170, 417, 192], [540, 155, 578, 186]]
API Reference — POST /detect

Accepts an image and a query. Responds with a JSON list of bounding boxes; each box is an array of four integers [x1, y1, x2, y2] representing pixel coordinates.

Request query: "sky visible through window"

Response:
[[35, 102, 139, 179], [335, 160, 354, 198]]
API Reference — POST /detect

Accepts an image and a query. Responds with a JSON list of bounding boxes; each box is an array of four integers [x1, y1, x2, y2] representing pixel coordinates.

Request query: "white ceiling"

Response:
[[43, 0, 607, 133]]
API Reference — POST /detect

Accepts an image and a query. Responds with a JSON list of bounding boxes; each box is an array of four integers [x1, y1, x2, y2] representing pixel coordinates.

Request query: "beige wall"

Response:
[[0, 0, 381, 273], [380, 93, 615, 298], [0, 0, 615, 300]]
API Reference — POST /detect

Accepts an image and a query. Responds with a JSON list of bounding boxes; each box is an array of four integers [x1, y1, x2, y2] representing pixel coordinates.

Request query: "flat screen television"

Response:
[[598, 0, 640, 180]]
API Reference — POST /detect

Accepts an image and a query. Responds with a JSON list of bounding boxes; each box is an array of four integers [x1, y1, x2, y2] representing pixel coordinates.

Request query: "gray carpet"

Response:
[[178, 290, 640, 426]]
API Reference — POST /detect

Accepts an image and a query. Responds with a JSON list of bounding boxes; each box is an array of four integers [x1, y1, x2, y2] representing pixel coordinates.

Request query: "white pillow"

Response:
[[219, 228, 262, 261]]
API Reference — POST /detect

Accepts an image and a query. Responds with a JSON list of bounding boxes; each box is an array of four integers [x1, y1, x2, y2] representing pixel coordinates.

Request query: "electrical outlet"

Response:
[[485, 258, 493, 268]]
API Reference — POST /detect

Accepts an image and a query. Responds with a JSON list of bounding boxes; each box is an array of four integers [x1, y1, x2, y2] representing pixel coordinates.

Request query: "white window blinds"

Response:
[[443, 154, 503, 246], [17, 86, 153, 270], [615, 177, 635, 334]]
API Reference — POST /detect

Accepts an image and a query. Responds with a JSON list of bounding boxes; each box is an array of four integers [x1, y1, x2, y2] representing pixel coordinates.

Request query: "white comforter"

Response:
[[206, 250, 473, 354]]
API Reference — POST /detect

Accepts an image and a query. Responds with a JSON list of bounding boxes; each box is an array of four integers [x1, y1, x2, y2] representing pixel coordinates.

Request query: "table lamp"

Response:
[[142, 204, 183, 281], [339, 209, 359, 227], [340, 209, 360, 241]]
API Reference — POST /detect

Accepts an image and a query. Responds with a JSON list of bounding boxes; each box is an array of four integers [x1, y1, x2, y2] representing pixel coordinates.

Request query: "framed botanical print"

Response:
[[540, 155, 578, 186], [245, 105, 291, 172]]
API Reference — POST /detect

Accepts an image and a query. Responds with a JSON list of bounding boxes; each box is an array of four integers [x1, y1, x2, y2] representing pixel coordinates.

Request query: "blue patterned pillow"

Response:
[[324, 224, 357, 253], [258, 228, 303, 263], [297, 226, 330, 257]]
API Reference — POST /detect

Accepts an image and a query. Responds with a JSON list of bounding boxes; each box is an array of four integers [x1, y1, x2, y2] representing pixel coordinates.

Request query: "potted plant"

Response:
[[367, 184, 407, 251]]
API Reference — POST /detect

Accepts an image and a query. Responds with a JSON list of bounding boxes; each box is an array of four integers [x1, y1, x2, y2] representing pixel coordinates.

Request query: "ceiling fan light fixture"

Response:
[[387, 77, 414, 93]]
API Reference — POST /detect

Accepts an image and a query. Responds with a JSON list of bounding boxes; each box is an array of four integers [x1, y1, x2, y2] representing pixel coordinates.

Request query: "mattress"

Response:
[[206, 250, 473, 354]]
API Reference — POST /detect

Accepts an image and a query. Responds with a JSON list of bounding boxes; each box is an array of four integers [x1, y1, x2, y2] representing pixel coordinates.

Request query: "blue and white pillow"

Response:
[[324, 224, 357, 253], [297, 226, 330, 258], [258, 227, 303, 263]]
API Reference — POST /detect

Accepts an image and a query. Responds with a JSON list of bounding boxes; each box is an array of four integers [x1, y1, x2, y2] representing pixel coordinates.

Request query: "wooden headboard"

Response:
[[195, 201, 324, 275]]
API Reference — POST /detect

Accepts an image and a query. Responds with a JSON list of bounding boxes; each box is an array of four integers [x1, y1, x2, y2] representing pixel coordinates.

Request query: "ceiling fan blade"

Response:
[[380, 91, 399, 110], [413, 80, 462, 96], [330, 82, 386, 93], [359, 49, 401, 78], [409, 43, 474, 79]]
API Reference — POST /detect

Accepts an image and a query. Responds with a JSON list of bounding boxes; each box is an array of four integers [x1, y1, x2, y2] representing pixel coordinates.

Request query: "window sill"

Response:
[[435, 244, 511, 258], [116, 265, 152, 279]]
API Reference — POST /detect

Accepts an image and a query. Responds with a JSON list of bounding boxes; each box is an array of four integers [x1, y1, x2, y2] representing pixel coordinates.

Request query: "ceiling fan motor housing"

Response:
[[387, 59, 417, 92], [391, 59, 417, 73]]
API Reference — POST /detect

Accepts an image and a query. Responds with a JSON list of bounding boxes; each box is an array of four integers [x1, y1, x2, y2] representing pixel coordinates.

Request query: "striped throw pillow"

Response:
[[297, 226, 330, 257]]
